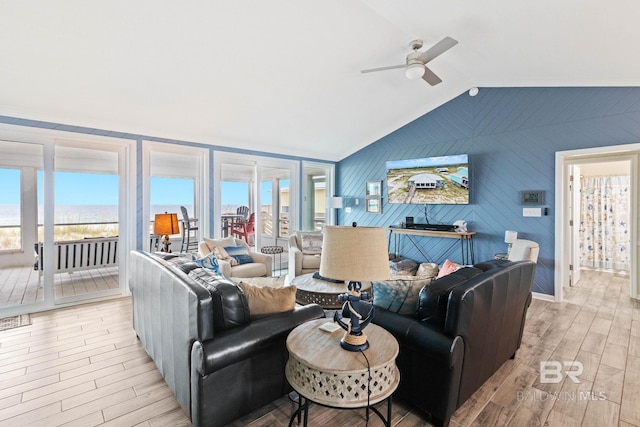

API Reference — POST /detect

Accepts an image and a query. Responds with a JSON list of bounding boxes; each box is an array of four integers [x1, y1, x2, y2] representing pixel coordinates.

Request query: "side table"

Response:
[[260, 245, 284, 276], [285, 318, 399, 426]]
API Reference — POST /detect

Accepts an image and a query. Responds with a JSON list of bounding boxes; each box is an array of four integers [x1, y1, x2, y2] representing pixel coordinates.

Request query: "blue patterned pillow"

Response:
[[372, 278, 432, 315], [193, 252, 222, 275], [224, 246, 254, 265]]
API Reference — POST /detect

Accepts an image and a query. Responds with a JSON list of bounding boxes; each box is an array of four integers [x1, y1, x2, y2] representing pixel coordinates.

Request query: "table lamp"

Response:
[[504, 230, 518, 256], [154, 212, 180, 252], [320, 224, 389, 351]]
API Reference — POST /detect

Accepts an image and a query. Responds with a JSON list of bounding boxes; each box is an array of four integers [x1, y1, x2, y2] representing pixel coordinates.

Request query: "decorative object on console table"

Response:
[[365, 180, 383, 214], [154, 212, 180, 253], [320, 224, 389, 351]]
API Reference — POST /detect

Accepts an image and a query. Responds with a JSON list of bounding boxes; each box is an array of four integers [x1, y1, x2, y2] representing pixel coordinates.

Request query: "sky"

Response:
[[0, 169, 193, 205]]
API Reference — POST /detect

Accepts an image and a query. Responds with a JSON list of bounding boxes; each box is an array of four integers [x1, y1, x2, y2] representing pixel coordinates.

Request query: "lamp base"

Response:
[[340, 331, 369, 352], [160, 235, 172, 253]]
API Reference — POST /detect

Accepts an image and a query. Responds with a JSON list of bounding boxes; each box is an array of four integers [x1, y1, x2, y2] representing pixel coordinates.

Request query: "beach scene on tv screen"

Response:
[[386, 154, 469, 205]]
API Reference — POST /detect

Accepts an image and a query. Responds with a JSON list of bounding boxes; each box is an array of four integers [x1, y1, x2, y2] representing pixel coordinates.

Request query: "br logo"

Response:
[[540, 361, 583, 384]]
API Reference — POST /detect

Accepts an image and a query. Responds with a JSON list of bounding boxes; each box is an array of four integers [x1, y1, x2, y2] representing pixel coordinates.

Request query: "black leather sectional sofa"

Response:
[[128, 251, 324, 427], [373, 259, 536, 427]]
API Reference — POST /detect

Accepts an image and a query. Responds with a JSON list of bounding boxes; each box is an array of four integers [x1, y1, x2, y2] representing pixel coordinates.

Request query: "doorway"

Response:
[[556, 144, 640, 301]]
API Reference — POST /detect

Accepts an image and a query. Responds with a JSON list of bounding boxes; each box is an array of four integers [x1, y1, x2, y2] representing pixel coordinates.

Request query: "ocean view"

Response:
[[0, 204, 194, 226]]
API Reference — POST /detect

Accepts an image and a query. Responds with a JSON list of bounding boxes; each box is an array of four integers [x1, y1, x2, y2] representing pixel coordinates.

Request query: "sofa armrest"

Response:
[[249, 251, 272, 276], [373, 308, 461, 368], [191, 304, 325, 375]]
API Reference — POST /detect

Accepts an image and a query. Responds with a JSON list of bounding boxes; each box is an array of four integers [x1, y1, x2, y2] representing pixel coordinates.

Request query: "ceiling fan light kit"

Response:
[[405, 62, 425, 80], [361, 36, 458, 86]]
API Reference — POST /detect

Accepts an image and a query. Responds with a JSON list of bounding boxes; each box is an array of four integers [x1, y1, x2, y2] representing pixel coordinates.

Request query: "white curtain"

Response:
[[579, 175, 631, 271]]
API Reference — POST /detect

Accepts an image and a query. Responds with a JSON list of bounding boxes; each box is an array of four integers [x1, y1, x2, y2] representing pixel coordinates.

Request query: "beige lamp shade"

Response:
[[504, 230, 518, 244], [330, 196, 344, 209], [154, 213, 180, 235], [320, 225, 389, 282]]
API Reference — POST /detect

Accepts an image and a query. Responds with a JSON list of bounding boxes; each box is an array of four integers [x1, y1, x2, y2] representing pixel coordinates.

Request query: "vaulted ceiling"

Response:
[[1, 1, 639, 161]]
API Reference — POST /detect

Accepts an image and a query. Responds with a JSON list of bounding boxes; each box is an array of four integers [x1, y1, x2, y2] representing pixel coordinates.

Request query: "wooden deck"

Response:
[[0, 266, 119, 308], [0, 269, 638, 426]]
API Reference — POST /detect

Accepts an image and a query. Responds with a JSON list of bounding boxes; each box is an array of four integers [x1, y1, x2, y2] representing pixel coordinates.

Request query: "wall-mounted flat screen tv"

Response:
[[386, 154, 469, 204]]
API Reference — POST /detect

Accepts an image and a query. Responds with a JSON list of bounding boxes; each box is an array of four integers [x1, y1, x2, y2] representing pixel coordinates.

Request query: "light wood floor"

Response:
[[0, 269, 638, 426], [0, 266, 119, 308]]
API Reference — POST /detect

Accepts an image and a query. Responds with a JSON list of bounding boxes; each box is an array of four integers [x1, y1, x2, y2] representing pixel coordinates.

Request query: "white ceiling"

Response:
[[1, 1, 639, 162]]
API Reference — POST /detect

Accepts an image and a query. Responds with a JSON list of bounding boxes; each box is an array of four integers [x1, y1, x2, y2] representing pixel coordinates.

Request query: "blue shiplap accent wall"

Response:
[[338, 87, 640, 296]]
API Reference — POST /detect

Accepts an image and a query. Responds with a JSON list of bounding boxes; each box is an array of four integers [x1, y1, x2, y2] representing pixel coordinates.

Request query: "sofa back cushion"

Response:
[[417, 267, 483, 328], [188, 268, 250, 331]]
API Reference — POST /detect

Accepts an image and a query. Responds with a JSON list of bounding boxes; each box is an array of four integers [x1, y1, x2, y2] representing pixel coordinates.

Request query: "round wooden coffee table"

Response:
[[285, 318, 399, 426], [290, 273, 371, 309]]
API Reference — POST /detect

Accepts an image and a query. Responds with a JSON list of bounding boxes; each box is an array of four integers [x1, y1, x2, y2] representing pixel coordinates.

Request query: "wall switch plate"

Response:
[[523, 207, 542, 217]]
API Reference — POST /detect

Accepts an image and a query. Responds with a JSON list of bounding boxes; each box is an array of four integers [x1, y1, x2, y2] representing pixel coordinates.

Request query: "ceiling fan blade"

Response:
[[361, 64, 405, 74], [418, 36, 458, 64], [422, 65, 442, 86]]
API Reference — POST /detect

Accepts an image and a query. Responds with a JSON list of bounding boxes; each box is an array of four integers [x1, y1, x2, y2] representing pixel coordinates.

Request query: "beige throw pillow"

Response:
[[237, 282, 297, 319]]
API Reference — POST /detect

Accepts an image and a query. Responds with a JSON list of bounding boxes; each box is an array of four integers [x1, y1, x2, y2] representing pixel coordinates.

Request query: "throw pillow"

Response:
[[213, 246, 238, 266], [436, 259, 462, 279], [417, 267, 483, 328], [193, 252, 222, 275], [372, 277, 432, 315], [300, 232, 323, 255], [202, 236, 236, 254], [237, 281, 297, 319], [389, 256, 419, 277], [417, 262, 439, 279], [224, 246, 254, 265]]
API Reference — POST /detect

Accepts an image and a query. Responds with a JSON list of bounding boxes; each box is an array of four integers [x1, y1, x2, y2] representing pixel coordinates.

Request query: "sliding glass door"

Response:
[[0, 141, 44, 313], [52, 144, 125, 304], [260, 166, 290, 247], [142, 142, 209, 255], [301, 161, 336, 230], [214, 152, 298, 252]]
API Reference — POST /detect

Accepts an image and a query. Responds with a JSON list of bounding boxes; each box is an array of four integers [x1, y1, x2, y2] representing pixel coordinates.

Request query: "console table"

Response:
[[285, 318, 399, 426], [388, 226, 476, 265]]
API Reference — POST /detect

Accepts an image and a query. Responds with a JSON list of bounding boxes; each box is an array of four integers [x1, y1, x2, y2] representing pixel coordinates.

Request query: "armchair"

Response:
[[288, 231, 323, 278], [508, 239, 540, 263], [198, 237, 272, 278]]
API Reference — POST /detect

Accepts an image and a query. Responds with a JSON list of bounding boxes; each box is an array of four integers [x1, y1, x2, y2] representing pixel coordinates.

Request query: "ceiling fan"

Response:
[[361, 36, 458, 85]]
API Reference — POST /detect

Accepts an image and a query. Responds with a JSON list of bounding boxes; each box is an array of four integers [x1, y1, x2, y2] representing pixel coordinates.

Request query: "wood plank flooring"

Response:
[[0, 266, 119, 307], [0, 268, 638, 426]]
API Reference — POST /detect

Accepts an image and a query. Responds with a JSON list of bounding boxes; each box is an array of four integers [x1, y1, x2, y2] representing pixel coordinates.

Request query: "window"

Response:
[[0, 168, 21, 251]]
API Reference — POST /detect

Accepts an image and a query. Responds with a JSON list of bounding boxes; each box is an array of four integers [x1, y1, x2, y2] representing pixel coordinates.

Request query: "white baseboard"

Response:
[[532, 291, 556, 302]]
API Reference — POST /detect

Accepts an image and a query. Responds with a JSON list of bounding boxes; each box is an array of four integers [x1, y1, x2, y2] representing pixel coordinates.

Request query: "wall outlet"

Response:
[[345, 207, 352, 213]]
